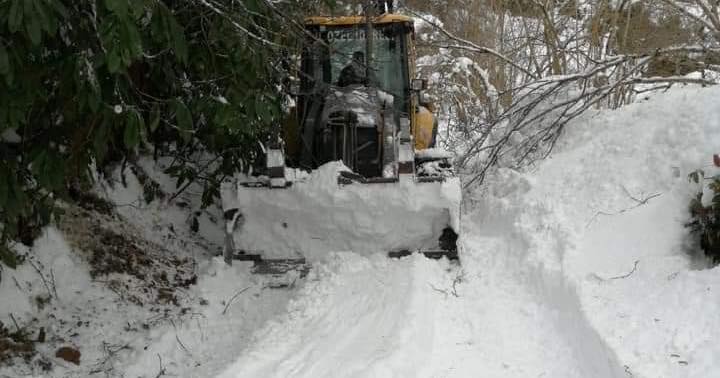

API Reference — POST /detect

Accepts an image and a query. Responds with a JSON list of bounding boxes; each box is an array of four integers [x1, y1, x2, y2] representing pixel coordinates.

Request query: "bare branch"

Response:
[[610, 260, 640, 280], [658, 0, 720, 38], [406, 9, 538, 79], [222, 286, 251, 315]]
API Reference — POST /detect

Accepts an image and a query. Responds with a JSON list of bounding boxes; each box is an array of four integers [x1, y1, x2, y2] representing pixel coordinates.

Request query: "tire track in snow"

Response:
[[433, 195, 626, 378], [218, 253, 427, 378], [218, 228, 624, 378]]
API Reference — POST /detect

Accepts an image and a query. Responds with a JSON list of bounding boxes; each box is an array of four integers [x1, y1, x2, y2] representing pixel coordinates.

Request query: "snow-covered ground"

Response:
[[218, 85, 720, 378], [2, 85, 719, 378]]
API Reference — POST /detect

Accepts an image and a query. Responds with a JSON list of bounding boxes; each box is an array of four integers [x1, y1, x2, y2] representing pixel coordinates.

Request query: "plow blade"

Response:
[[222, 162, 461, 266]]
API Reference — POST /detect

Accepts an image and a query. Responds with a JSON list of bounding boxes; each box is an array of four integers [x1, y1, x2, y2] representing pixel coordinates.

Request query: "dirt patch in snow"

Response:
[[58, 203, 197, 307], [0, 323, 35, 365]]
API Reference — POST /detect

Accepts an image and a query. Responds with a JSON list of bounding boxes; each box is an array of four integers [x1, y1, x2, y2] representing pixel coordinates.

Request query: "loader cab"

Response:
[[301, 17, 414, 118], [284, 15, 430, 178]]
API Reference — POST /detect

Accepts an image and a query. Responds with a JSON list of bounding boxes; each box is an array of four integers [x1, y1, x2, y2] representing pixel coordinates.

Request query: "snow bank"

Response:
[[222, 161, 461, 261], [479, 85, 720, 377]]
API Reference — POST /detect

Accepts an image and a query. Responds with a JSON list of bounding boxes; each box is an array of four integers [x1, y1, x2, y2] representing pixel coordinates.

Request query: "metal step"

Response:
[[388, 250, 459, 260], [232, 253, 263, 262]]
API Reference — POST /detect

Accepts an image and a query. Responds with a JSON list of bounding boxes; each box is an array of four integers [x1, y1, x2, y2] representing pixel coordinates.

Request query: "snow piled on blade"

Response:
[[222, 161, 461, 261], [415, 147, 454, 160]]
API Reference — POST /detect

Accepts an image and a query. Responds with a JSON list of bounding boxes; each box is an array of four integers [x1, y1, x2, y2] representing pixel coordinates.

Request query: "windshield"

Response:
[[303, 23, 411, 115]]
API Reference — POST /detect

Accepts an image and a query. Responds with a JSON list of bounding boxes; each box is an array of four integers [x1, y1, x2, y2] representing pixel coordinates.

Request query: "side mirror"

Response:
[[411, 78, 427, 91]]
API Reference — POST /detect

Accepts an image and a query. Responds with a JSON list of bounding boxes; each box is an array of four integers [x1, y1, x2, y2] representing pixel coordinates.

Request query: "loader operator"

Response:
[[338, 51, 373, 87]]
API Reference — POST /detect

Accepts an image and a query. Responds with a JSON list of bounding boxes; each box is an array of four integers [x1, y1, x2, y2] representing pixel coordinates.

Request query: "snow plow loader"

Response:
[[221, 4, 461, 277]]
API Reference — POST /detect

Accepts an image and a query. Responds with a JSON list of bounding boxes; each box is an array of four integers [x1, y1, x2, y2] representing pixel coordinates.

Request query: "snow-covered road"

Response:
[[218, 210, 623, 378]]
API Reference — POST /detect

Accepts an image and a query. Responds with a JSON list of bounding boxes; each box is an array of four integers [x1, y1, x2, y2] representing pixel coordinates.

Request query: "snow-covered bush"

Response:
[[687, 167, 720, 264]]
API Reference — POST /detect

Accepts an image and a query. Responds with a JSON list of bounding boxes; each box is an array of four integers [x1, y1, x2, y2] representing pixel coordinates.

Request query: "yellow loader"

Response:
[[221, 3, 461, 277]]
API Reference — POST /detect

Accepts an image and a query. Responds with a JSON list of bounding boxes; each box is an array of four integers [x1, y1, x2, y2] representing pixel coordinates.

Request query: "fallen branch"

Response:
[[451, 270, 465, 297], [154, 354, 166, 378], [89, 343, 131, 375], [610, 260, 640, 280], [49, 268, 59, 300], [175, 334, 191, 356], [222, 286, 251, 315], [586, 189, 662, 228], [591, 260, 640, 282], [405, 9, 537, 79], [428, 283, 449, 298], [9, 313, 21, 333], [27, 259, 55, 300]]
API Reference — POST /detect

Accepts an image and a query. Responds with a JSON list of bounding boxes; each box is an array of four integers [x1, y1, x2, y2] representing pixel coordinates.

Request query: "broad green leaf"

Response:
[[33, 0, 48, 31], [124, 110, 140, 148], [48, 0, 68, 19], [174, 99, 193, 132], [120, 48, 130, 66], [0, 44, 8, 76], [119, 20, 142, 60], [11, 178, 25, 213], [255, 96, 272, 121], [168, 13, 188, 63], [38, 199, 52, 225], [149, 106, 161, 132], [130, 0, 146, 17], [3, 64, 13, 86], [245, 0, 261, 13], [0, 169, 8, 208], [46, 153, 64, 189], [93, 121, 109, 162], [8, 0, 23, 33], [30, 150, 48, 187], [23, 0, 32, 16], [107, 49, 121, 73], [105, 0, 128, 17], [0, 245, 18, 269], [136, 108, 146, 137], [88, 92, 100, 113], [26, 14, 42, 45]]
